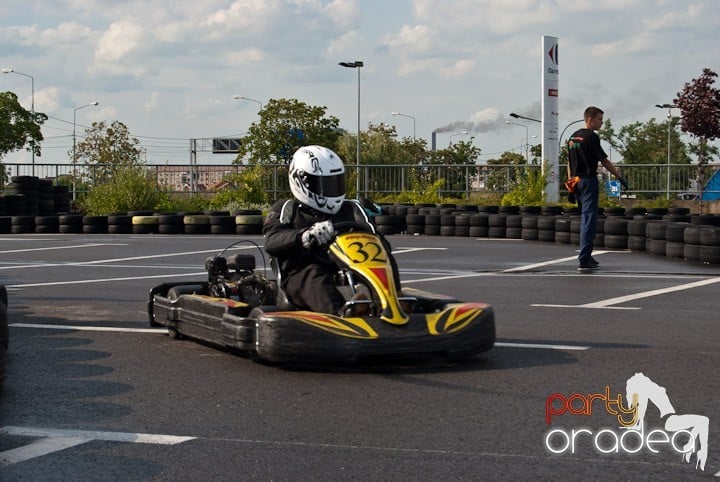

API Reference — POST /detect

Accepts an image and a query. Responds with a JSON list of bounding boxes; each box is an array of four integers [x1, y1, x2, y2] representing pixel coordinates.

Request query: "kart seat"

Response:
[[270, 257, 297, 311]]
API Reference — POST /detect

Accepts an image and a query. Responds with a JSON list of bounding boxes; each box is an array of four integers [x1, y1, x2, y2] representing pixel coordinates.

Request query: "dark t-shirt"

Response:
[[568, 128, 608, 177]]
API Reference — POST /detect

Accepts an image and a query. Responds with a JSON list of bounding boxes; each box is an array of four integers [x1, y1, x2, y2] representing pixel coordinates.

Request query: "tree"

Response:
[[675, 68, 720, 206], [0, 91, 47, 160], [484, 151, 525, 192], [601, 117, 690, 197], [234, 98, 341, 165], [72, 120, 146, 185], [335, 123, 426, 197]]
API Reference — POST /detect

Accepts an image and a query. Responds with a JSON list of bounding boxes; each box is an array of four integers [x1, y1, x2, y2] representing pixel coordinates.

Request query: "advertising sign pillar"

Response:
[[542, 36, 560, 202]]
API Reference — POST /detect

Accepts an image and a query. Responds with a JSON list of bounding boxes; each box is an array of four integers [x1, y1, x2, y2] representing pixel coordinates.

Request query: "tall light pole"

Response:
[[391, 111, 416, 140], [506, 120, 530, 163], [2, 68, 36, 174], [559, 119, 584, 150], [509, 112, 541, 123], [656, 103, 677, 200], [339, 60, 363, 197], [449, 131, 469, 146], [233, 95, 263, 112], [72, 101, 99, 201]]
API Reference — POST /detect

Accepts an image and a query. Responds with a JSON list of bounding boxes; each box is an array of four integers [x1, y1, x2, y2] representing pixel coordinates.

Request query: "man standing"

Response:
[[568, 106, 628, 273]]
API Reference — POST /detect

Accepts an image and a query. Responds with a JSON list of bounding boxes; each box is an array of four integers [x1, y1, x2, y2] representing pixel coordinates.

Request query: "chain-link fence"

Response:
[[1, 162, 718, 200]]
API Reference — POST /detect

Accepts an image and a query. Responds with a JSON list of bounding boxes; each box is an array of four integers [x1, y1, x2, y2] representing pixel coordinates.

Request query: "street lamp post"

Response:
[[391, 112, 416, 140], [506, 120, 529, 162], [2, 68, 35, 175], [233, 95, 263, 112], [559, 119, 584, 150], [339, 60, 363, 197], [72, 101, 99, 201], [656, 103, 677, 200], [449, 131, 469, 146], [509, 112, 541, 123]]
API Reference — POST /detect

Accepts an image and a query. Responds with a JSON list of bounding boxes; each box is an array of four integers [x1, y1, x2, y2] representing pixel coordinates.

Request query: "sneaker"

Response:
[[577, 260, 600, 273]]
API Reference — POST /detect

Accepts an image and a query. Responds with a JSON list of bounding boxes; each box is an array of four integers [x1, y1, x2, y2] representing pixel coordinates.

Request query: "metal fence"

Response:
[[1, 162, 718, 200]]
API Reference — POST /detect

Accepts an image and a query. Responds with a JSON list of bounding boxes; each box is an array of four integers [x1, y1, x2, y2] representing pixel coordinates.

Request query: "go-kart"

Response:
[[147, 222, 495, 364]]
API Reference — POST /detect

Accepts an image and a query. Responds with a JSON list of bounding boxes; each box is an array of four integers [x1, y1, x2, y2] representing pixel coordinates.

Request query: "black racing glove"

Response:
[[618, 177, 629, 190]]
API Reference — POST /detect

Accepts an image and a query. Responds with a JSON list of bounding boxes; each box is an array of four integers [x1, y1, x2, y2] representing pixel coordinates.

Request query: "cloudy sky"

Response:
[[1, 0, 718, 167]]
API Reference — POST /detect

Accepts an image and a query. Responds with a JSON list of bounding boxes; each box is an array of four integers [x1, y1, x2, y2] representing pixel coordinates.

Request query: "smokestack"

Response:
[[432, 131, 437, 151]]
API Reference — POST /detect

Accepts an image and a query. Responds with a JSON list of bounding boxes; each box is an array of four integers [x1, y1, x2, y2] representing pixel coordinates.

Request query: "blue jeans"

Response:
[[577, 176, 599, 264]]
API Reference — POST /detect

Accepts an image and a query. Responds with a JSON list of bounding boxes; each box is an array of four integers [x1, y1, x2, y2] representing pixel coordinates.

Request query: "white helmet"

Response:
[[289, 145, 346, 214]]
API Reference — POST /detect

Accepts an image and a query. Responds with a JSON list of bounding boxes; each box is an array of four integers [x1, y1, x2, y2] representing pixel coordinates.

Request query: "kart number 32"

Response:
[[347, 241, 386, 264]]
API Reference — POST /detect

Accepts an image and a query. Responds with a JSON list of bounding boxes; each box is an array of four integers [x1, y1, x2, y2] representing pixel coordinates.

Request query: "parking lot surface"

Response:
[[1, 233, 718, 480]]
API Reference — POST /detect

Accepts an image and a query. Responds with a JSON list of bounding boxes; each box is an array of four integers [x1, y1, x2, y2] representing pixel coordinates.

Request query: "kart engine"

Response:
[[205, 254, 274, 306]]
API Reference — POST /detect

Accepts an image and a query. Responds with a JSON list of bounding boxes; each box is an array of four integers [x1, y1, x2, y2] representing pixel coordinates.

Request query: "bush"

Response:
[[154, 193, 210, 213], [210, 166, 271, 209], [79, 166, 169, 215], [501, 165, 547, 206]]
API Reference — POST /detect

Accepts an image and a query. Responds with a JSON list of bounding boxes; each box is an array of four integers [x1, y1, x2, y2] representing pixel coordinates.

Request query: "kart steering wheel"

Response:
[[332, 221, 374, 234]]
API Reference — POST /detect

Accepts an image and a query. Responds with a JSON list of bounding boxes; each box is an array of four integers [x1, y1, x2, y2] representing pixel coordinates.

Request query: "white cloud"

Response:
[[144, 91, 160, 113], [383, 24, 435, 53], [91, 17, 149, 75], [326, 30, 362, 57], [324, 0, 358, 28], [38, 22, 96, 47], [34, 87, 62, 113], [225, 48, 265, 66], [442, 59, 475, 79], [205, 0, 279, 29]]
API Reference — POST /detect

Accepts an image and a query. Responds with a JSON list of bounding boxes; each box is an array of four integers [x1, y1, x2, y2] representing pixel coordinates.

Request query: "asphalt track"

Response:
[[0, 233, 718, 481]]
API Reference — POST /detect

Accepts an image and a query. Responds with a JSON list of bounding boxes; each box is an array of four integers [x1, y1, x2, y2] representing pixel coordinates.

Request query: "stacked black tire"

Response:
[[0, 284, 8, 391], [8, 176, 40, 216], [235, 209, 264, 235]]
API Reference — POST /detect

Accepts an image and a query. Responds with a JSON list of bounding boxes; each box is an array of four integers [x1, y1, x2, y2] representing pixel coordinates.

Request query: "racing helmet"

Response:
[[289, 145, 346, 214]]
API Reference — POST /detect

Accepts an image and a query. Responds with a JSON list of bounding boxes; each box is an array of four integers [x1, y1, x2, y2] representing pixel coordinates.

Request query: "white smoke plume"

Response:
[[433, 102, 542, 134]]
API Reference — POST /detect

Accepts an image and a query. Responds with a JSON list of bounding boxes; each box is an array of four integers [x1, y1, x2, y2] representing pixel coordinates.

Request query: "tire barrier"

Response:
[[183, 214, 211, 235], [106, 215, 132, 234], [83, 215, 108, 234], [3, 202, 718, 265], [234, 215, 262, 235], [132, 215, 159, 234], [59, 214, 83, 234], [209, 215, 236, 235], [11, 216, 35, 234]]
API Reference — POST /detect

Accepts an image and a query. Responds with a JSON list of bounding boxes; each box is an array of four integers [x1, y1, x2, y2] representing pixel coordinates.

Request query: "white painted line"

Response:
[[392, 247, 447, 254], [532, 276, 720, 310], [0, 426, 196, 467], [0, 436, 90, 467], [6, 324, 590, 350], [6, 271, 206, 288], [531, 303, 640, 310], [403, 272, 494, 284], [0, 245, 261, 271], [0, 243, 126, 254], [9, 323, 167, 334], [0, 426, 196, 445], [580, 276, 720, 308], [502, 251, 611, 273], [496, 342, 589, 350]]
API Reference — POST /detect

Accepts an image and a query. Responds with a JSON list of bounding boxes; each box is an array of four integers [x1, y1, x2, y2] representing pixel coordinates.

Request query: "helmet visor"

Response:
[[303, 172, 346, 198]]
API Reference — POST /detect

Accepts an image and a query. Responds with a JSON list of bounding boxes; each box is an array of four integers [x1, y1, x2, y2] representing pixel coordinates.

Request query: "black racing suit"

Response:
[[263, 199, 400, 314]]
